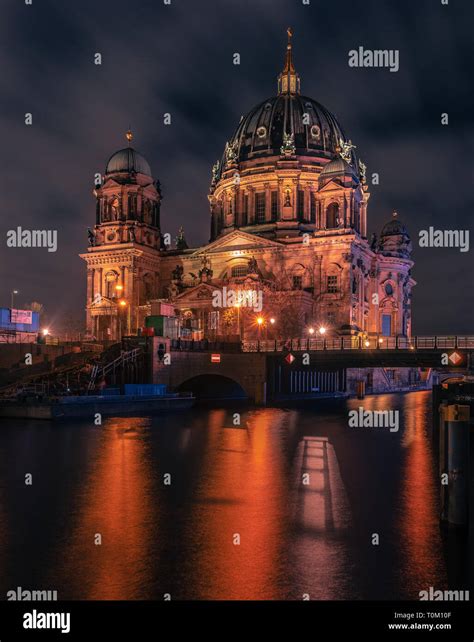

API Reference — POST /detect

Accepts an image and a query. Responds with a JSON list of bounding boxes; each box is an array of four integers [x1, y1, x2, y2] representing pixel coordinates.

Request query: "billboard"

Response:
[[11, 309, 33, 324]]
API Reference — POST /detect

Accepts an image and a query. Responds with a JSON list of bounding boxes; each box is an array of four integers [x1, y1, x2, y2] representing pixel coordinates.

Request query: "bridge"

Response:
[[153, 336, 474, 403]]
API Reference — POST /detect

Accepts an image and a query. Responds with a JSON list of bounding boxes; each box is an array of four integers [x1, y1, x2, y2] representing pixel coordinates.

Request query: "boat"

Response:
[[0, 384, 194, 420]]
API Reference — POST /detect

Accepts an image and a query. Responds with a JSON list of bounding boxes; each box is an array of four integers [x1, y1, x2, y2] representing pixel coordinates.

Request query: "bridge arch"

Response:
[[176, 374, 248, 400]]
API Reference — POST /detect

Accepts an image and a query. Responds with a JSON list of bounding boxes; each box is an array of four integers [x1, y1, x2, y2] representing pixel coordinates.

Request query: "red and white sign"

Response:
[[211, 354, 221, 363], [159, 303, 175, 317], [11, 309, 32, 324], [448, 351, 463, 366], [285, 353, 296, 364]]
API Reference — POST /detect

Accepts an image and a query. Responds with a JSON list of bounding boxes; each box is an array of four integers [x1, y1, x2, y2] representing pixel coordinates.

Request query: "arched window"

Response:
[[105, 271, 118, 299], [326, 203, 339, 229], [231, 264, 248, 278], [291, 264, 306, 290]]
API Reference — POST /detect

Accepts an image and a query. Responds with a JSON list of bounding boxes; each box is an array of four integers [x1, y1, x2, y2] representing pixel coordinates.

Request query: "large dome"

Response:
[[225, 93, 348, 164], [105, 147, 151, 176], [208, 29, 367, 243], [213, 30, 357, 184]]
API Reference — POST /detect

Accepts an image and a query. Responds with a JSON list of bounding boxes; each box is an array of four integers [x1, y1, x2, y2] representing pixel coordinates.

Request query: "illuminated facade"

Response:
[[82, 32, 415, 342]]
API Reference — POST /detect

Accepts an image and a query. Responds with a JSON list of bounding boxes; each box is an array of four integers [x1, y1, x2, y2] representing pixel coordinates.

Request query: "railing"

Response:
[[241, 336, 474, 353], [88, 348, 142, 391]]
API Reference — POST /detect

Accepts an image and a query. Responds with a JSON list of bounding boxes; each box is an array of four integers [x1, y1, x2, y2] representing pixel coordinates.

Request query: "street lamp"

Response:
[[119, 299, 130, 337], [11, 289, 19, 310], [42, 328, 49, 336], [308, 327, 315, 335], [269, 318, 275, 325], [256, 316, 264, 340], [234, 302, 241, 339], [318, 326, 326, 335]]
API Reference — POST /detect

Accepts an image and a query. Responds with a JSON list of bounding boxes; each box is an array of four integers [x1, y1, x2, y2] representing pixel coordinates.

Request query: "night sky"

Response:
[[1, 0, 473, 334]]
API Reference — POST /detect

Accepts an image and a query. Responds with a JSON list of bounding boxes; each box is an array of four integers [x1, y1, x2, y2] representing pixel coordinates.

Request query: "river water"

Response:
[[0, 391, 463, 600]]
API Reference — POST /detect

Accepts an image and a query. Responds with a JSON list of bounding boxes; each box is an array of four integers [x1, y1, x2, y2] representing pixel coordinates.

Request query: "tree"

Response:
[[25, 301, 44, 315]]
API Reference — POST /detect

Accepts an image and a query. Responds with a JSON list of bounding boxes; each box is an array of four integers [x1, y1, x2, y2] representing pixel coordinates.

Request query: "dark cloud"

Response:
[[1, 0, 472, 333]]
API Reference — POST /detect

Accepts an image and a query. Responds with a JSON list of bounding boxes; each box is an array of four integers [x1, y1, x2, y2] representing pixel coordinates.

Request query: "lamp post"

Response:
[[11, 289, 19, 310], [234, 302, 241, 340], [256, 316, 264, 341], [115, 283, 131, 338], [269, 317, 275, 339], [119, 299, 130, 340]]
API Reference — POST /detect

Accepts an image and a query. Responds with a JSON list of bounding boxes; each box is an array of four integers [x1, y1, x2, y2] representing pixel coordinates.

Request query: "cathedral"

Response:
[[81, 31, 415, 343]]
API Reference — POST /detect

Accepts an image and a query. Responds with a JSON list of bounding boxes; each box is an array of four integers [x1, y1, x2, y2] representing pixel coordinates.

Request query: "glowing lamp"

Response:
[[319, 326, 326, 335]]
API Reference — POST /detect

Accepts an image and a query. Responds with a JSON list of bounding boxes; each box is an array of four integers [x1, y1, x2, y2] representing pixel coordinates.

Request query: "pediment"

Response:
[[191, 230, 282, 255], [102, 177, 122, 189], [173, 283, 220, 302], [90, 296, 117, 309], [318, 179, 347, 192]]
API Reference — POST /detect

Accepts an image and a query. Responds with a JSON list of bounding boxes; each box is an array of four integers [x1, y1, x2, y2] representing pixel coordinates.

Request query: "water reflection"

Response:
[[183, 409, 287, 599], [291, 437, 354, 599], [397, 392, 447, 595], [0, 392, 453, 600], [50, 417, 156, 599]]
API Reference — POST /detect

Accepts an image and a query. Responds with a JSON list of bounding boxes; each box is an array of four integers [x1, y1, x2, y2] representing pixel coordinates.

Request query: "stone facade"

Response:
[[81, 36, 416, 343]]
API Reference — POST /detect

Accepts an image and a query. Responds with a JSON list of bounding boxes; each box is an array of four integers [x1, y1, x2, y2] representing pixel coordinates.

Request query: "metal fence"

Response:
[[241, 336, 474, 353]]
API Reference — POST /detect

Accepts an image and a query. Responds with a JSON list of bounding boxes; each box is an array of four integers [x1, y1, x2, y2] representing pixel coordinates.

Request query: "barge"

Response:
[[0, 384, 194, 420]]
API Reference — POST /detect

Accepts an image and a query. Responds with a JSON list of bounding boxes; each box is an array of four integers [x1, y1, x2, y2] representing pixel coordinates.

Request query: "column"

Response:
[[264, 182, 271, 223], [248, 187, 255, 225], [87, 268, 95, 304], [127, 265, 139, 332], [137, 189, 143, 221], [291, 179, 298, 219], [97, 267, 103, 297], [304, 187, 310, 223]]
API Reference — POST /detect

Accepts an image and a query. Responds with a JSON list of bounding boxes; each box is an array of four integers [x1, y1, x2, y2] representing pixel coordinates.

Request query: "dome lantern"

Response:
[[277, 27, 300, 95]]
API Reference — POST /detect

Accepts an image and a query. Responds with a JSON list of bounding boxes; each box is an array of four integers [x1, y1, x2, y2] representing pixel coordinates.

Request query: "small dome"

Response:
[[105, 147, 151, 176], [381, 215, 409, 237], [319, 156, 358, 180], [378, 214, 412, 259]]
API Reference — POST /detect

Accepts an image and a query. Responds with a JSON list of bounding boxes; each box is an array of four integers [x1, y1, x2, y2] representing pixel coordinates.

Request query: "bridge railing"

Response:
[[241, 336, 474, 353]]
